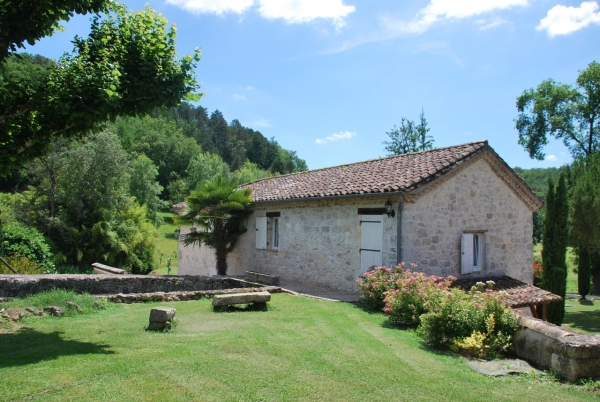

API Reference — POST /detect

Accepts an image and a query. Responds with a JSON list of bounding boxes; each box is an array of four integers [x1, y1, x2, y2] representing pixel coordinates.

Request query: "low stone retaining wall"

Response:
[[244, 271, 280, 286], [0, 274, 259, 298], [514, 315, 600, 381], [103, 286, 282, 303]]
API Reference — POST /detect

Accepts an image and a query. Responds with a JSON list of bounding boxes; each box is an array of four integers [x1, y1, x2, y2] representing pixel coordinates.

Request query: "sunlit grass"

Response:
[[0, 294, 597, 401], [152, 212, 179, 275]]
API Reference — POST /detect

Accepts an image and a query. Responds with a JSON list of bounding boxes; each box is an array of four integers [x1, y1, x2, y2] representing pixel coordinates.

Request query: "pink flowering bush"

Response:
[[418, 282, 519, 359], [383, 269, 455, 326], [357, 264, 405, 310]]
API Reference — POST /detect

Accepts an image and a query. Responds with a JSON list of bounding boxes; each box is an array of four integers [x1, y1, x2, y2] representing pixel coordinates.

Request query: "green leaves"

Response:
[[515, 61, 600, 160], [0, 2, 202, 175], [383, 109, 433, 156]]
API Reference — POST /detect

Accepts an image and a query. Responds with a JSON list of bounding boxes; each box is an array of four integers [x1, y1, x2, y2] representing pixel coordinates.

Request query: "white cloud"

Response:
[[233, 94, 248, 101], [246, 86, 255, 90], [475, 17, 509, 30], [315, 131, 356, 144], [167, 0, 355, 26], [248, 118, 272, 128], [546, 154, 558, 161], [258, 0, 355, 27], [166, 0, 253, 15], [385, 0, 528, 35], [537, 1, 600, 37]]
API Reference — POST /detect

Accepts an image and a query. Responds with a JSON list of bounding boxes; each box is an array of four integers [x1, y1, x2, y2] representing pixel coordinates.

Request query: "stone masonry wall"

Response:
[[401, 158, 534, 283], [224, 196, 398, 292], [514, 315, 600, 381], [0, 274, 248, 298]]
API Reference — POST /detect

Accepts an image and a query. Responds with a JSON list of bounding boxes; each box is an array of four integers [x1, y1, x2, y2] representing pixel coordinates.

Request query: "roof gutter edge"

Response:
[[249, 191, 406, 206]]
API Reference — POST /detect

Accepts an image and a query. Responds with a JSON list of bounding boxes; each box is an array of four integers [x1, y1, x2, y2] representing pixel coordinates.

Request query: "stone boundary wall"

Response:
[[102, 286, 282, 303], [514, 315, 600, 381], [0, 274, 258, 298]]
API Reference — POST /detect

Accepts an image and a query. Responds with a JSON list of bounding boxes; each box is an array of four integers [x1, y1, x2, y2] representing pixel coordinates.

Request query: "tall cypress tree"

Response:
[[542, 173, 569, 325]]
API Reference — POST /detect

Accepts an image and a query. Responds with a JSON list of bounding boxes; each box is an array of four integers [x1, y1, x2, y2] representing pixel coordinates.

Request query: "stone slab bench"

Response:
[[92, 263, 127, 275], [212, 291, 271, 311]]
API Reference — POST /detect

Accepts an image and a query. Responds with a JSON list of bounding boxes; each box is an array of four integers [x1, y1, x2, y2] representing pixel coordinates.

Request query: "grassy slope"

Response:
[[152, 212, 179, 275], [0, 295, 596, 401]]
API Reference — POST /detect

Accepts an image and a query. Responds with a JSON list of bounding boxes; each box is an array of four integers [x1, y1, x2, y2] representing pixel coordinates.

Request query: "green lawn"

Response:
[[1, 294, 597, 401], [563, 296, 600, 335], [152, 212, 179, 275]]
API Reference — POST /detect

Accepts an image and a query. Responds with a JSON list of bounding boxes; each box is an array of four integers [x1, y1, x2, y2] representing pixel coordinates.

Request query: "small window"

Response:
[[272, 217, 279, 249]]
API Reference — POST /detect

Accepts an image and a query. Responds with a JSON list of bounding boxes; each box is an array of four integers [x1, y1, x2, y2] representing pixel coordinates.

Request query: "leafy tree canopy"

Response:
[[0, 2, 202, 175], [516, 61, 600, 160], [383, 109, 433, 156]]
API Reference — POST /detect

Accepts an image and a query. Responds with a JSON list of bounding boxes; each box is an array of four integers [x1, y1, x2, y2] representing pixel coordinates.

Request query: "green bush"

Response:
[[1, 224, 55, 273], [418, 283, 519, 359]]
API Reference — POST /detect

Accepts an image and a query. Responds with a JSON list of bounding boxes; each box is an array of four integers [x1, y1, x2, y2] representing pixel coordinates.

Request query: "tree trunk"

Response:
[[214, 220, 228, 276]]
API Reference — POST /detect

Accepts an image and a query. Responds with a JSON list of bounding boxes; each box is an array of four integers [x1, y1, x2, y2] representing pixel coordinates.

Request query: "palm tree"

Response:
[[176, 176, 252, 275]]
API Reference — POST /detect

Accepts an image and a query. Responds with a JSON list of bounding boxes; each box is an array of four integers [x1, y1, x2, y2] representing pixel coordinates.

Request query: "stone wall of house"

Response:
[[0, 274, 247, 298], [223, 196, 398, 292], [401, 158, 534, 283]]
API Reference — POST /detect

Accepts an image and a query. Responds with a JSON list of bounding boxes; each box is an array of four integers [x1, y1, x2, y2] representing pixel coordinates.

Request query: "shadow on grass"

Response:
[[563, 310, 600, 333], [0, 327, 115, 368], [213, 303, 270, 313]]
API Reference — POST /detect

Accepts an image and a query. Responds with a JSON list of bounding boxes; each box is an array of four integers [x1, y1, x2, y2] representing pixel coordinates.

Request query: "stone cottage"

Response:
[[178, 140, 543, 292]]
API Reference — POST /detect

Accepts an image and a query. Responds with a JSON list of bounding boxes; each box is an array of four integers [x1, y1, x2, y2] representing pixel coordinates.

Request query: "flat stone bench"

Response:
[[212, 291, 271, 312]]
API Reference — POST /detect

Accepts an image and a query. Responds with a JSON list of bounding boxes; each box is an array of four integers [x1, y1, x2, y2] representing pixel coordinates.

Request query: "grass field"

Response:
[[563, 296, 600, 335], [1, 294, 598, 401], [152, 212, 179, 275]]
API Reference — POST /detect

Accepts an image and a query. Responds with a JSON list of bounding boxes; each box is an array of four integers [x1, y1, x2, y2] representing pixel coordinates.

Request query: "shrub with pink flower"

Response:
[[382, 268, 455, 326], [357, 264, 406, 310]]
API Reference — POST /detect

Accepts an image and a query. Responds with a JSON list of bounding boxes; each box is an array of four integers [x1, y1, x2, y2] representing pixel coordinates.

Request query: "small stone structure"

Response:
[[148, 307, 176, 331], [92, 263, 127, 275], [514, 315, 600, 381], [244, 271, 280, 286], [212, 291, 271, 311], [0, 274, 255, 298]]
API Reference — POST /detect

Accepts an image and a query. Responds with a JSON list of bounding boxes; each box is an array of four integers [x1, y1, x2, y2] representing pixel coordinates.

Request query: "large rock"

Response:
[[149, 307, 176, 323]]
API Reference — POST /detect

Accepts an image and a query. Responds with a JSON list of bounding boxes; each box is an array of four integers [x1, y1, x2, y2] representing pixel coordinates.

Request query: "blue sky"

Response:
[[29, 0, 600, 170]]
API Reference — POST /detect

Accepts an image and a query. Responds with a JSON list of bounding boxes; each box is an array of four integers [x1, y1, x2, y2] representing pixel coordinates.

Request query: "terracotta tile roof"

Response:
[[453, 276, 563, 308], [241, 141, 490, 202]]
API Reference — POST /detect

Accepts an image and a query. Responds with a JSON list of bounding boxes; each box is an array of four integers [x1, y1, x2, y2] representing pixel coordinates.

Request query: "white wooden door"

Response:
[[360, 215, 383, 275]]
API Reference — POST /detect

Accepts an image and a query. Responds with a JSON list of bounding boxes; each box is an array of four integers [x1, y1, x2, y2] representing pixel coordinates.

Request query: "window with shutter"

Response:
[[461, 233, 483, 273], [256, 217, 267, 249], [461, 233, 474, 274]]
